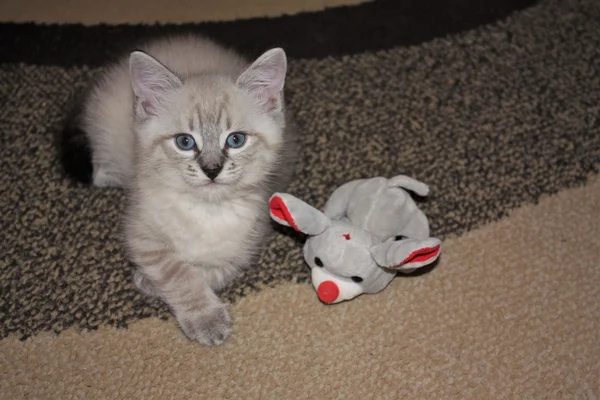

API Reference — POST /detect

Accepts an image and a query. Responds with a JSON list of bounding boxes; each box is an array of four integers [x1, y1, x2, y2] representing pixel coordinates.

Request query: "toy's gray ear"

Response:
[[370, 237, 441, 270], [269, 193, 331, 235]]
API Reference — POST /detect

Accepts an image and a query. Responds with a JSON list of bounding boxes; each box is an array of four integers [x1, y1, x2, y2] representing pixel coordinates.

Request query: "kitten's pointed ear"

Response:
[[129, 51, 182, 117], [237, 48, 287, 114]]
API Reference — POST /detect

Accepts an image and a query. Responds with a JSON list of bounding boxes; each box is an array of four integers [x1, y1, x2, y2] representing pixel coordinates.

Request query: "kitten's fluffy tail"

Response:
[[60, 103, 93, 185]]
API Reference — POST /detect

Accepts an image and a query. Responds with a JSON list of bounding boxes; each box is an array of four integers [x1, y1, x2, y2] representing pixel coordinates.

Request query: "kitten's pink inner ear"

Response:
[[237, 48, 287, 113], [269, 196, 300, 232], [129, 51, 182, 116]]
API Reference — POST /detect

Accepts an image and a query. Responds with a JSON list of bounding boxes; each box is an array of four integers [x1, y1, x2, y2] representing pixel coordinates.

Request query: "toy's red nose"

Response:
[[317, 281, 339, 304]]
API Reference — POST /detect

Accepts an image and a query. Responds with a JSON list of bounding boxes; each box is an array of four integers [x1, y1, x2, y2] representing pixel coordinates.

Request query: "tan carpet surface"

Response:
[[2, 176, 598, 399], [0, 0, 369, 24]]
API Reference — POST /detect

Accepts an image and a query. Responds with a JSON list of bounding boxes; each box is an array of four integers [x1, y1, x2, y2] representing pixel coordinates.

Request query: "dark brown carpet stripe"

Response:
[[0, 0, 537, 67], [1, 0, 599, 339]]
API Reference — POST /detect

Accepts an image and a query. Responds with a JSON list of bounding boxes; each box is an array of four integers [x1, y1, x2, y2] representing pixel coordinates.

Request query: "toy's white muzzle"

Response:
[[311, 266, 363, 304]]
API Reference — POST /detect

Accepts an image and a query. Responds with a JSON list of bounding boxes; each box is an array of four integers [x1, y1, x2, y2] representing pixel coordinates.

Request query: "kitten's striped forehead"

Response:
[[183, 91, 232, 134]]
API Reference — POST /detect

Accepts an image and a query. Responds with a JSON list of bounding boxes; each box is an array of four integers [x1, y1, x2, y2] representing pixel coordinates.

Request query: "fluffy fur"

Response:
[[62, 35, 298, 345]]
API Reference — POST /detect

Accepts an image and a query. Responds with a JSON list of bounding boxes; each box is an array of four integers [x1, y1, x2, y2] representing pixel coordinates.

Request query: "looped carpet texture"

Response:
[[0, 0, 599, 398]]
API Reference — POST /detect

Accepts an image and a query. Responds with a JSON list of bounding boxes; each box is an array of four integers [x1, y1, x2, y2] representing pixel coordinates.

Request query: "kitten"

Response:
[[61, 35, 298, 345]]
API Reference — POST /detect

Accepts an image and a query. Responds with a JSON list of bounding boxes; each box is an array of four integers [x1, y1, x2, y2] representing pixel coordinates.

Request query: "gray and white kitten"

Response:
[[64, 35, 297, 345]]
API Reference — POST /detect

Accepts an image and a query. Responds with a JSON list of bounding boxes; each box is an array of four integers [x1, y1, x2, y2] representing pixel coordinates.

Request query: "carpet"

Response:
[[1, 0, 599, 398]]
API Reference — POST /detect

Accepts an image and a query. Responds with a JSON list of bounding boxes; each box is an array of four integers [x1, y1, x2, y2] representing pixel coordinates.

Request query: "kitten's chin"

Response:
[[195, 181, 235, 202]]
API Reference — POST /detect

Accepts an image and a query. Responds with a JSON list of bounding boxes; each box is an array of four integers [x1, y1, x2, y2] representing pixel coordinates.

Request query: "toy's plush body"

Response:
[[269, 175, 441, 304]]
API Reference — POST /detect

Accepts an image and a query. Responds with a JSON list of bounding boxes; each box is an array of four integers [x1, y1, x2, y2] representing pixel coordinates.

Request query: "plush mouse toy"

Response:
[[269, 175, 441, 304]]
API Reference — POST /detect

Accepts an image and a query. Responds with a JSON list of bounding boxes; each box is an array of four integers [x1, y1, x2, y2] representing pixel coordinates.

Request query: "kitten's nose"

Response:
[[201, 164, 223, 180]]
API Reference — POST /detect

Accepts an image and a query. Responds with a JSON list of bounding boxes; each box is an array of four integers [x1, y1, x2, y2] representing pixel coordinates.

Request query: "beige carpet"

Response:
[[2, 175, 599, 399], [0, 0, 369, 24]]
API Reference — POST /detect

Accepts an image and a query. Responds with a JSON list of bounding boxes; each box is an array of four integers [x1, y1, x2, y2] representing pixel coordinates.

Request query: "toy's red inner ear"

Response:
[[269, 196, 300, 232], [401, 245, 441, 265]]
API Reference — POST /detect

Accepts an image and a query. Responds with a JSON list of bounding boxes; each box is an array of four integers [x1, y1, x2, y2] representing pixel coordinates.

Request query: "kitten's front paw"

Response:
[[133, 270, 161, 298], [177, 306, 233, 346]]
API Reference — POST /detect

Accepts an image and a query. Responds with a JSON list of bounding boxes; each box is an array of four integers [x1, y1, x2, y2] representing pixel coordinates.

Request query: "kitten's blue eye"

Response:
[[225, 132, 246, 149], [175, 134, 196, 151]]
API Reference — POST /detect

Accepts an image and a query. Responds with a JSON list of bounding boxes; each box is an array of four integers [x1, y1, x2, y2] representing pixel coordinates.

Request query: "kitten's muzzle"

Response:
[[201, 164, 224, 180]]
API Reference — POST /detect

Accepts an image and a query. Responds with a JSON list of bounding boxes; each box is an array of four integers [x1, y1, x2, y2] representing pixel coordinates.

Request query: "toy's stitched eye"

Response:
[[175, 134, 196, 151], [351, 276, 363, 283], [225, 132, 246, 148], [394, 235, 408, 241], [314, 257, 324, 267]]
